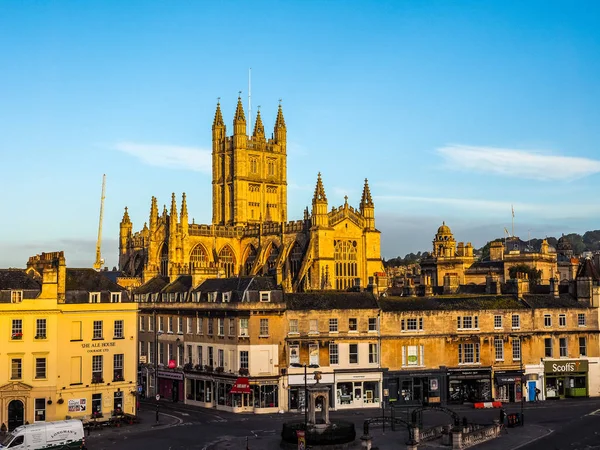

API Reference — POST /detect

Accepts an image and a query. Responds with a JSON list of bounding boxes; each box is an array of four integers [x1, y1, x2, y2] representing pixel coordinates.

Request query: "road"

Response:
[[86, 399, 600, 450]]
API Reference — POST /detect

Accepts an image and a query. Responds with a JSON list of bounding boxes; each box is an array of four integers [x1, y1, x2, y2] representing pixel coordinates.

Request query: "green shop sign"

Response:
[[544, 360, 588, 374]]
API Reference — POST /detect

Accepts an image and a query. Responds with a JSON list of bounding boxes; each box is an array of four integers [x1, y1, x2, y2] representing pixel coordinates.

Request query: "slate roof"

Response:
[[379, 295, 526, 312], [465, 260, 504, 271], [0, 270, 41, 290], [134, 276, 170, 295], [162, 275, 193, 293], [522, 294, 589, 309], [576, 258, 600, 281], [99, 270, 123, 284], [65, 269, 130, 303], [66, 269, 127, 292], [285, 292, 378, 310], [193, 276, 277, 293]]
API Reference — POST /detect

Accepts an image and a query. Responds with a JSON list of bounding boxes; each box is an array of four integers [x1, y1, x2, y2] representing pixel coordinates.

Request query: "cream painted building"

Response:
[[0, 252, 137, 430]]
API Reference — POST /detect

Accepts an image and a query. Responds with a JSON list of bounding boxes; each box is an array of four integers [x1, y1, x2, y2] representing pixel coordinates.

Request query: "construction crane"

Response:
[[93, 174, 106, 271]]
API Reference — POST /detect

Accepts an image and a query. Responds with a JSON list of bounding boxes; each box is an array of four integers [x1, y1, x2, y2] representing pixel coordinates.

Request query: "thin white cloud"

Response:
[[437, 145, 600, 181], [115, 142, 211, 173], [375, 195, 536, 213]]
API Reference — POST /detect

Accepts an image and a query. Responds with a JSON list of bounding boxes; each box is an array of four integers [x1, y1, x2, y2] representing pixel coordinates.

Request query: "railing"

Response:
[[461, 423, 501, 448], [419, 424, 445, 442]]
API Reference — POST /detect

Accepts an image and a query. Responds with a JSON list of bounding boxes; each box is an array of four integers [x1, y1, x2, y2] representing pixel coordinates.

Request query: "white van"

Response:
[[0, 419, 86, 450]]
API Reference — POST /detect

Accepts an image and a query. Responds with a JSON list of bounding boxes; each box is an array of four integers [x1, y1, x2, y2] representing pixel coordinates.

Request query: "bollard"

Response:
[[442, 425, 452, 446], [360, 434, 372, 450], [451, 427, 462, 450]]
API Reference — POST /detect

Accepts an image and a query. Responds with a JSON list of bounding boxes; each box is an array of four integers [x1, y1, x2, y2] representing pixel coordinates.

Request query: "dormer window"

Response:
[[208, 292, 217, 303], [260, 291, 271, 302], [11, 291, 23, 303], [89, 293, 100, 303], [223, 292, 231, 303], [110, 292, 121, 303]]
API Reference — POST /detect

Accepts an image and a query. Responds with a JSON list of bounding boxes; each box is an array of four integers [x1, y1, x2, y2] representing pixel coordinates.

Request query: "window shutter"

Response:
[[402, 346, 406, 366]]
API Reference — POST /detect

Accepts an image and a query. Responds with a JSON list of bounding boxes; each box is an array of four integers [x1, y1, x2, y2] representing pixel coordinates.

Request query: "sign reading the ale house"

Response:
[[544, 360, 588, 374]]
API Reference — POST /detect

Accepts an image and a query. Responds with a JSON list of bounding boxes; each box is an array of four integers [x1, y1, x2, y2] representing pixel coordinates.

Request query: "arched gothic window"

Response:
[[266, 244, 280, 273], [219, 246, 237, 278], [334, 240, 358, 290], [189, 244, 208, 271], [244, 245, 257, 275], [160, 244, 169, 277], [288, 241, 304, 281]]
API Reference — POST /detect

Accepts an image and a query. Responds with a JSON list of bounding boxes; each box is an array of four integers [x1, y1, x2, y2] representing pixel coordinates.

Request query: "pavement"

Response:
[[204, 423, 553, 450], [81, 398, 600, 450], [84, 405, 182, 448]]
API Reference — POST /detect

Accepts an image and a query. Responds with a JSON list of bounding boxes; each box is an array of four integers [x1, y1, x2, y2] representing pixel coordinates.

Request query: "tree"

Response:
[[508, 263, 542, 281]]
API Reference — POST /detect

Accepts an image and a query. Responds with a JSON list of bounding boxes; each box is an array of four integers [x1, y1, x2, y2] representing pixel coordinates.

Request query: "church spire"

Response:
[[311, 172, 328, 228], [360, 178, 375, 229], [253, 108, 265, 138], [275, 101, 286, 130], [170, 192, 178, 224], [360, 178, 374, 208], [313, 172, 327, 203], [121, 206, 131, 225], [180, 192, 188, 221], [150, 196, 159, 230], [213, 100, 224, 128], [233, 93, 246, 136], [274, 100, 286, 144]]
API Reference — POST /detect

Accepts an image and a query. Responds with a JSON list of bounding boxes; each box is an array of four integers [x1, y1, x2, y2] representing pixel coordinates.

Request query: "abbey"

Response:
[[118, 98, 385, 292]]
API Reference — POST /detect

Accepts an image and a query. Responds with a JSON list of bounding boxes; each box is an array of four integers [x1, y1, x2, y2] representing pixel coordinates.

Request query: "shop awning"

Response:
[[494, 372, 524, 385], [230, 377, 252, 394]]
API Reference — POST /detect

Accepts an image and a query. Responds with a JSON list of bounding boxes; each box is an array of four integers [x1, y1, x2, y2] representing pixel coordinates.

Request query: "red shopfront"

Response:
[[158, 370, 184, 403]]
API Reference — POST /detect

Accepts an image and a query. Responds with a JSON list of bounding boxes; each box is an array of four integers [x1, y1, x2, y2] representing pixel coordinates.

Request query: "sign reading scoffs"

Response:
[[544, 360, 588, 373]]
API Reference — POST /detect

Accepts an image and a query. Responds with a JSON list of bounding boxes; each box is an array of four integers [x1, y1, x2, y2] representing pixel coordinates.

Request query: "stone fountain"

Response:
[[281, 371, 356, 449]]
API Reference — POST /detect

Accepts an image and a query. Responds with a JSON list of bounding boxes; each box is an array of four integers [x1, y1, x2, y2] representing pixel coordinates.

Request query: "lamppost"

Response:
[[520, 341, 525, 426], [154, 310, 163, 397], [304, 364, 308, 431]]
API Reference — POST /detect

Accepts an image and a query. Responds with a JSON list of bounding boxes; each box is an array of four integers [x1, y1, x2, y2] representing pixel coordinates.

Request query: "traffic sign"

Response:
[[155, 394, 160, 401]]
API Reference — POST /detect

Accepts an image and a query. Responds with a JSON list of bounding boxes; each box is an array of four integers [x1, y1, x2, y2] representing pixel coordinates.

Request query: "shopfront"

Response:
[[185, 374, 214, 408], [493, 370, 524, 403], [288, 372, 335, 412], [250, 379, 280, 412], [447, 368, 492, 404], [544, 360, 589, 399], [384, 370, 446, 406], [185, 373, 279, 413], [334, 371, 382, 410], [157, 370, 184, 402]]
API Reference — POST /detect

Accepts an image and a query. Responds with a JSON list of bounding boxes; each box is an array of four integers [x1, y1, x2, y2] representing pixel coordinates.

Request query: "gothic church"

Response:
[[118, 97, 385, 292]]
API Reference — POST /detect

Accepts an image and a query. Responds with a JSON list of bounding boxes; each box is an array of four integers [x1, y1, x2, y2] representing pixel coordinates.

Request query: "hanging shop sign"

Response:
[[229, 377, 252, 394]]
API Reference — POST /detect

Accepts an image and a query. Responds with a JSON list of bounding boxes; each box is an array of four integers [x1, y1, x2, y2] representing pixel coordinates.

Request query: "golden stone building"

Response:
[[379, 271, 600, 406], [420, 222, 560, 291], [0, 252, 137, 430], [118, 97, 385, 292]]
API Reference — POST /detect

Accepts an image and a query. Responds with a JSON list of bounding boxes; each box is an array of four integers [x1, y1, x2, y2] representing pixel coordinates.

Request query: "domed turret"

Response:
[[432, 221, 456, 257], [437, 221, 452, 236]]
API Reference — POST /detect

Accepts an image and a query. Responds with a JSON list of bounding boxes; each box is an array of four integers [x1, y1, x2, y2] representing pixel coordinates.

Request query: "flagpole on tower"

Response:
[[248, 67, 252, 129], [511, 205, 515, 238]]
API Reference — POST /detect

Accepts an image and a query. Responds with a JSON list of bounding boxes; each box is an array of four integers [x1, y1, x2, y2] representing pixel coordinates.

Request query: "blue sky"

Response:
[[1, 0, 600, 268]]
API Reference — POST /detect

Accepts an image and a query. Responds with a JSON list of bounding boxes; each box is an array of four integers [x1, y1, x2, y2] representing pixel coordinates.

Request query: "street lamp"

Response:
[[154, 310, 163, 397]]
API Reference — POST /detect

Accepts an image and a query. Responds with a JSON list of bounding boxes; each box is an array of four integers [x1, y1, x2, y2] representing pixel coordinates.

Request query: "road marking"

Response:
[[510, 426, 554, 450], [586, 409, 600, 416]]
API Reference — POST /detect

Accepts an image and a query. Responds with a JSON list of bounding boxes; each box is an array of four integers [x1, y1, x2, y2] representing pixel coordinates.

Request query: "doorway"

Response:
[[8, 399, 24, 431], [172, 380, 179, 403]]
